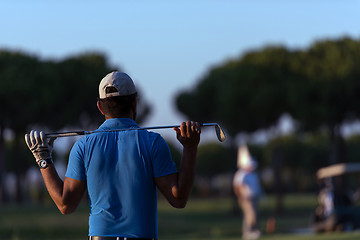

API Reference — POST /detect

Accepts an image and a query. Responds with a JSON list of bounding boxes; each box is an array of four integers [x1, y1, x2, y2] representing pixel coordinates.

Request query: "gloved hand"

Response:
[[25, 130, 54, 164]]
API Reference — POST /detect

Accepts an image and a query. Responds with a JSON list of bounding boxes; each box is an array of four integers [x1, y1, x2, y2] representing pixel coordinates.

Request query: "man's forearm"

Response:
[[162, 121, 200, 208], [40, 164, 67, 212], [40, 164, 86, 214], [175, 146, 198, 201]]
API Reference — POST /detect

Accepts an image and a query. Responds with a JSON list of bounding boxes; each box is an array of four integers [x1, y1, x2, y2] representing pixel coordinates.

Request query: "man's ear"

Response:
[[97, 100, 105, 116]]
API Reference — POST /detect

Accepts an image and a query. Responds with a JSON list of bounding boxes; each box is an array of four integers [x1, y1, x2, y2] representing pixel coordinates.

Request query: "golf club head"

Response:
[[215, 125, 226, 142]]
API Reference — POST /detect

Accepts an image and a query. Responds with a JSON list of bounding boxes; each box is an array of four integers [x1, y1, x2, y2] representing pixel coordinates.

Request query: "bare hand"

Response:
[[173, 121, 201, 148]]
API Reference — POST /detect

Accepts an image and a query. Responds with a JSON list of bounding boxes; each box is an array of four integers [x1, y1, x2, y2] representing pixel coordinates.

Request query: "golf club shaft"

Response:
[[46, 123, 219, 138]]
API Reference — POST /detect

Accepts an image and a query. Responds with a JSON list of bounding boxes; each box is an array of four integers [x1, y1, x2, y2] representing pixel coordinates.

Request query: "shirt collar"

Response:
[[98, 118, 139, 131]]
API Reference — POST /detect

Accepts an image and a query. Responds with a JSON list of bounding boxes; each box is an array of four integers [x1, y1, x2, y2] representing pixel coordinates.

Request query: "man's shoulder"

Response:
[[139, 130, 164, 143]]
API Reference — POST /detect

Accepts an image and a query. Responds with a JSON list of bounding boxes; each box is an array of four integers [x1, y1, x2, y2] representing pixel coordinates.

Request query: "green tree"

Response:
[[196, 143, 230, 177], [0, 50, 152, 203], [287, 38, 360, 165], [175, 36, 360, 212], [0, 50, 43, 202], [176, 46, 303, 211], [52, 52, 151, 129]]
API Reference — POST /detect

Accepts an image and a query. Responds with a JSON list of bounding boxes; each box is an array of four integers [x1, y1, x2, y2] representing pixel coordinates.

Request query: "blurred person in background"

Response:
[[233, 145, 262, 240]]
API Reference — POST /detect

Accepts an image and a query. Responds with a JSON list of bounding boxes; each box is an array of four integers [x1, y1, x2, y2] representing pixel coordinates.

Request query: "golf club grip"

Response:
[[46, 131, 86, 138]]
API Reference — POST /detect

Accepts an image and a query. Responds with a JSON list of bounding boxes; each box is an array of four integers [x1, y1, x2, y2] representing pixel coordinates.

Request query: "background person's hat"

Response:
[[237, 144, 258, 171], [99, 71, 137, 99]]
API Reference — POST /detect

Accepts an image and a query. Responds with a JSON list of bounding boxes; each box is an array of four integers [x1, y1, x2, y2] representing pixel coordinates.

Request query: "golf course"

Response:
[[1, 194, 359, 240]]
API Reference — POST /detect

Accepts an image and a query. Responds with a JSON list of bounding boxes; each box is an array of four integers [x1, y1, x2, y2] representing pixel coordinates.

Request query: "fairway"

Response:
[[0, 195, 359, 240]]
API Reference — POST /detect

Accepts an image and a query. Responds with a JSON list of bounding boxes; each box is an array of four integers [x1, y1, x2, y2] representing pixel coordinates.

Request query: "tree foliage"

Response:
[[0, 50, 152, 132], [196, 143, 231, 177], [175, 37, 360, 207], [0, 49, 152, 202], [175, 46, 304, 138], [288, 38, 360, 132], [175, 37, 360, 157]]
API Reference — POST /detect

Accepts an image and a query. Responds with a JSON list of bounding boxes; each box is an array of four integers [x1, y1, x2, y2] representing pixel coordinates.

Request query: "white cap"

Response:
[[237, 145, 257, 171], [99, 71, 137, 99]]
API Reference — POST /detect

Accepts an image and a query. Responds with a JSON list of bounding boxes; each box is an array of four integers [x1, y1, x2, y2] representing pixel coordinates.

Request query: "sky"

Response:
[[1, 1, 360, 143]]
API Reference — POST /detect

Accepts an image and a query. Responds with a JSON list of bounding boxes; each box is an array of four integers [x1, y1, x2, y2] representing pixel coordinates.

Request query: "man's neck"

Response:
[[105, 113, 134, 120]]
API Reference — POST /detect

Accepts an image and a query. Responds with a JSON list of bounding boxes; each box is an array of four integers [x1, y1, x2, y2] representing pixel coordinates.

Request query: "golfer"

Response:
[[25, 71, 201, 240], [233, 145, 262, 240]]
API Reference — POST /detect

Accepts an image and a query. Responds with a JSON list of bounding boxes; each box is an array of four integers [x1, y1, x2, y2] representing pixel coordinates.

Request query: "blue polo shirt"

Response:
[[65, 118, 177, 238]]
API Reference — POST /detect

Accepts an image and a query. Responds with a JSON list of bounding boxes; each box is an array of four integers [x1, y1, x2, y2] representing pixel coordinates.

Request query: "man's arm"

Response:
[[25, 130, 86, 214], [155, 121, 200, 208], [40, 165, 86, 214]]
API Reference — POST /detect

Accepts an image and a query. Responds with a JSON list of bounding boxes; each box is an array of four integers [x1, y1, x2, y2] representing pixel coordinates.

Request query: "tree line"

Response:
[[0, 36, 359, 205], [175, 36, 360, 212], [0, 51, 151, 203]]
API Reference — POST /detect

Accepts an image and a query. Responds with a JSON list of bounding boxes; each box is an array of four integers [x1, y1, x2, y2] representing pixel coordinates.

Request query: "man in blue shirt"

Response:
[[25, 71, 201, 240]]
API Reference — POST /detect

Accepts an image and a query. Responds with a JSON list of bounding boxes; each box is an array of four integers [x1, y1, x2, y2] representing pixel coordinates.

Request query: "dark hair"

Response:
[[99, 93, 137, 118]]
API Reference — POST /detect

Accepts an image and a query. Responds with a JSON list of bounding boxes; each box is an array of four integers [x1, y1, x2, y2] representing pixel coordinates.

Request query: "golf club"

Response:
[[45, 123, 226, 142]]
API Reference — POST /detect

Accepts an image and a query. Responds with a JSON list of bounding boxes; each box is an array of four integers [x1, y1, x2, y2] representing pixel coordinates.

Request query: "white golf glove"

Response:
[[25, 130, 54, 165]]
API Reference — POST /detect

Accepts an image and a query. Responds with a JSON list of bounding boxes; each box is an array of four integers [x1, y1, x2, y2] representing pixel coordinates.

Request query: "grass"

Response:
[[0, 194, 359, 240], [0, 203, 88, 240]]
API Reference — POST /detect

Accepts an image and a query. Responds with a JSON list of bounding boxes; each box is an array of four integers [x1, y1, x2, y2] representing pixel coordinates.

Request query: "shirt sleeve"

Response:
[[150, 134, 177, 178], [65, 138, 87, 181]]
